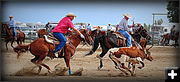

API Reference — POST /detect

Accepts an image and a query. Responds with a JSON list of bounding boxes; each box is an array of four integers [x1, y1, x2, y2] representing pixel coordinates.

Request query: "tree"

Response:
[[154, 19, 163, 25], [157, 19, 163, 25], [167, 0, 179, 23]]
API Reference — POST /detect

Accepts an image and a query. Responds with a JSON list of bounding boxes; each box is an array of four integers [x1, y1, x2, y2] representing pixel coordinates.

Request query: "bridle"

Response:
[[136, 28, 150, 40]]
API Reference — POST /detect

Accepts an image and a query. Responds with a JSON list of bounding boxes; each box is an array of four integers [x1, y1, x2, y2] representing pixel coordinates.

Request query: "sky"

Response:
[[2, 0, 169, 26]]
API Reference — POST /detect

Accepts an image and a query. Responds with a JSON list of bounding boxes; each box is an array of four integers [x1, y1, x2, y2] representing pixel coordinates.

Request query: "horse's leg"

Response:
[[11, 39, 14, 48], [37, 55, 51, 73], [97, 40, 109, 70], [85, 37, 100, 56], [16, 39, 19, 45], [31, 55, 41, 73], [97, 47, 109, 70], [5, 40, 9, 50], [64, 56, 71, 75]]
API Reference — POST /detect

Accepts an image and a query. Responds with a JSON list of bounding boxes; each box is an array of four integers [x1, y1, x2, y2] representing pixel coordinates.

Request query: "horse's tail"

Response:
[[13, 44, 30, 59], [85, 36, 100, 56]]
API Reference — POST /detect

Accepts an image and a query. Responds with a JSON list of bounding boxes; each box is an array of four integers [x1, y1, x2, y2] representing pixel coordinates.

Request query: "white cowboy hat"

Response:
[[123, 13, 132, 18], [66, 12, 77, 17]]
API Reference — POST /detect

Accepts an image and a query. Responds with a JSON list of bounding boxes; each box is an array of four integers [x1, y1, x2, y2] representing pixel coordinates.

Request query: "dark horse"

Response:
[[131, 26, 151, 43], [85, 28, 151, 70], [2, 23, 25, 50], [13, 29, 93, 75]]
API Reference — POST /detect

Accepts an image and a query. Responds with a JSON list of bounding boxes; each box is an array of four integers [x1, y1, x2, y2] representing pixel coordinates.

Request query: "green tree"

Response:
[[157, 19, 163, 25], [154, 19, 163, 25], [167, 0, 179, 23]]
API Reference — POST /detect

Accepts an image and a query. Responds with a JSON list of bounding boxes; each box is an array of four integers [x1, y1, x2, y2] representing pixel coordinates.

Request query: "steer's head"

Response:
[[145, 45, 153, 61]]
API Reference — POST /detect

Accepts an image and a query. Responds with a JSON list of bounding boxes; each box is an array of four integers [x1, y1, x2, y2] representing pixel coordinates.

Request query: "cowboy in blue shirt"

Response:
[[8, 16, 17, 39]]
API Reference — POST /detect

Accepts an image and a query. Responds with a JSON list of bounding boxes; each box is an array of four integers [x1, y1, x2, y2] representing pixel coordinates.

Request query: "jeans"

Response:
[[11, 27, 17, 37], [53, 32, 67, 53], [118, 30, 132, 47]]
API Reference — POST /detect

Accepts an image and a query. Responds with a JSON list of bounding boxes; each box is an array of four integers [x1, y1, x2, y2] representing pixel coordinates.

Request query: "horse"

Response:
[[16, 30, 25, 44], [160, 33, 170, 46], [161, 32, 179, 47], [131, 26, 151, 43], [37, 29, 48, 38], [1, 23, 25, 50], [1, 23, 15, 50], [13, 29, 93, 75], [85, 28, 151, 70]]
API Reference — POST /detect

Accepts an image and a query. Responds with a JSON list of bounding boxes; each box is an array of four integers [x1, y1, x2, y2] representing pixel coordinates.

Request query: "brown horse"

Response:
[[37, 29, 48, 38], [161, 32, 179, 47], [2, 23, 15, 50], [131, 26, 151, 43], [13, 29, 93, 75], [2, 24, 26, 50], [16, 30, 25, 44]]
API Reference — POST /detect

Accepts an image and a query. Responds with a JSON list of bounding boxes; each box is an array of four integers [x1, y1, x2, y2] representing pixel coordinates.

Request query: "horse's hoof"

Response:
[[97, 67, 101, 70], [138, 67, 142, 69]]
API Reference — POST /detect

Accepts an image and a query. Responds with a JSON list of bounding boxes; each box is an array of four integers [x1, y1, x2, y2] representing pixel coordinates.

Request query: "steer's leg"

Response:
[[109, 52, 129, 75]]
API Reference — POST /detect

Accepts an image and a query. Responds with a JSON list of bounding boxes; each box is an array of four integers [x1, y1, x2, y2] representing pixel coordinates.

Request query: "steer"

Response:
[[108, 45, 153, 76]]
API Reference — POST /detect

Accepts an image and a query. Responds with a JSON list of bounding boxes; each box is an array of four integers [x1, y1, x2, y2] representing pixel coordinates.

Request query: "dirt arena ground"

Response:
[[1, 42, 179, 81]]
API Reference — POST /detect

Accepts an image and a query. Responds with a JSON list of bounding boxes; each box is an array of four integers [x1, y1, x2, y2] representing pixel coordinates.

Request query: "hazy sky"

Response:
[[2, 0, 169, 25]]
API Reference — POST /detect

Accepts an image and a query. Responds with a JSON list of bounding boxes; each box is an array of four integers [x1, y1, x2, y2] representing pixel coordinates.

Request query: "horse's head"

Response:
[[89, 30, 98, 40], [80, 29, 94, 45], [137, 26, 151, 40]]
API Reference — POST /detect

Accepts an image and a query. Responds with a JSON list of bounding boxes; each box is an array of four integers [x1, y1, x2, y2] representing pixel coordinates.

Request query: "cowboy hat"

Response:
[[123, 13, 132, 18], [66, 12, 77, 17], [9, 16, 14, 18], [93, 26, 102, 30]]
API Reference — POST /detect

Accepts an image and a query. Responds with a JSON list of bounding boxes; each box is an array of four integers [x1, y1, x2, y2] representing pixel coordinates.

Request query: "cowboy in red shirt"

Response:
[[51, 13, 85, 57]]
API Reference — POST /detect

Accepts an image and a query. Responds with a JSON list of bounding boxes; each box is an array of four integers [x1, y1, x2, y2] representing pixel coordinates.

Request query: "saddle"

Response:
[[44, 34, 59, 44], [112, 32, 126, 40], [107, 32, 127, 47], [44, 34, 75, 58]]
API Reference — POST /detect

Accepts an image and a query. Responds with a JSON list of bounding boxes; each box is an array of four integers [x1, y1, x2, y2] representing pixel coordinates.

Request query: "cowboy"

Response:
[[45, 22, 52, 33], [86, 23, 91, 31], [78, 23, 85, 30], [51, 13, 85, 57], [170, 25, 176, 37], [8, 16, 17, 40], [107, 24, 113, 32], [117, 13, 133, 48]]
